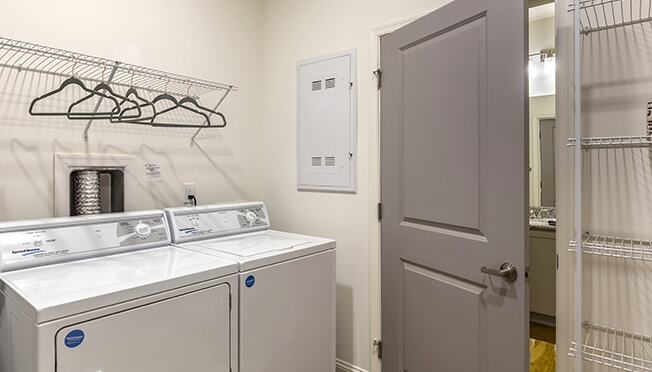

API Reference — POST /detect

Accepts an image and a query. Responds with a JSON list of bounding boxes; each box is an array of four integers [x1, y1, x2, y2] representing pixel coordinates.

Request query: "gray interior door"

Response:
[[539, 118, 556, 207], [380, 0, 528, 371]]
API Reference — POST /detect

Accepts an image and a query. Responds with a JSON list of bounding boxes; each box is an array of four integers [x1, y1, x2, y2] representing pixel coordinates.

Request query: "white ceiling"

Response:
[[529, 3, 555, 21]]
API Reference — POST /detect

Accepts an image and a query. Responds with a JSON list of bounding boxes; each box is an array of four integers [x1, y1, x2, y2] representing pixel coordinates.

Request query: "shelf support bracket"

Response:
[[83, 61, 120, 142], [190, 86, 233, 145]]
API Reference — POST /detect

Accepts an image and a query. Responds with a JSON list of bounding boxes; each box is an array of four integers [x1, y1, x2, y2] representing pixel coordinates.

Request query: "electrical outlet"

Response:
[[183, 182, 196, 198]]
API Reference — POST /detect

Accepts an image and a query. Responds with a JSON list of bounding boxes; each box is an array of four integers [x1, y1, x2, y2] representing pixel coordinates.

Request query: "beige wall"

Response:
[[258, 1, 449, 370], [0, 0, 264, 221]]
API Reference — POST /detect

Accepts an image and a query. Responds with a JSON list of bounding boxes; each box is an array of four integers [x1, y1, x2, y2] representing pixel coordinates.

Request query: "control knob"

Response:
[[135, 223, 152, 238], [246, 211, 258, 225]]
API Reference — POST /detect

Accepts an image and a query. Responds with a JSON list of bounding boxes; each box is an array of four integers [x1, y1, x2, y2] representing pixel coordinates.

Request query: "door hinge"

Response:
[[373, 69, 382, 89], [373, 339, 383, 359], [377, 203, 382, 221]]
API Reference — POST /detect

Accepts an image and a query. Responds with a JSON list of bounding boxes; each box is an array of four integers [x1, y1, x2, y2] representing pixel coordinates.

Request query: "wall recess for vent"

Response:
[[54, 153, 136, 217], [297, 50, 357, 193]]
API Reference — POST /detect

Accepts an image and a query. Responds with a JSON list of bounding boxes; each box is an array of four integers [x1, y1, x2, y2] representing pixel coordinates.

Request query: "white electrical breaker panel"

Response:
[[297, 50, 357, 193]]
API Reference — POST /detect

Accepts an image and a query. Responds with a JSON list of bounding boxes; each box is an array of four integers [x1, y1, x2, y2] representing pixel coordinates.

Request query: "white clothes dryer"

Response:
[[166, 202, 336, 372]]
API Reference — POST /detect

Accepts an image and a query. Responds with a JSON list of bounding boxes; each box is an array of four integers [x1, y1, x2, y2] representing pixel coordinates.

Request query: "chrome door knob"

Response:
[[481, 263, 518, 283]]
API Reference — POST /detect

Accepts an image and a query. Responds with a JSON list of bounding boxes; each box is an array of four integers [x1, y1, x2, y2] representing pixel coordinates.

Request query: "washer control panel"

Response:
[[167, 202, 269, 243], [0, 213, 169, 272]]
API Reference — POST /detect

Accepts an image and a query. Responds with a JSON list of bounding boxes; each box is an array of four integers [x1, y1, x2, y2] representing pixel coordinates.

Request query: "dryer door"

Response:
[[56, 284, 231, 372]]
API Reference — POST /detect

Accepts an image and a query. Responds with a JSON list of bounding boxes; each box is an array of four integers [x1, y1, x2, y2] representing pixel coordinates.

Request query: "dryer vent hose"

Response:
[[72, 170, 101, 215]]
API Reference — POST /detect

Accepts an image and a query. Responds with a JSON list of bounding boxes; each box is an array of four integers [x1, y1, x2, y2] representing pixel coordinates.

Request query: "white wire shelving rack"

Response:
[[570, 235, 652, 261], [0, 36, 237, 142], [567, 0, 652, 370], [569, 322, 652, 371], [568, 135, 652, 148], [568, 0, 652, 35]]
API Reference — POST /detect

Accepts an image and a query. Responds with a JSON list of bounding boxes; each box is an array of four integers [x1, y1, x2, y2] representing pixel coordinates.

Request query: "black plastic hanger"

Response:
[[127, 93, 213, 128], [29, 76, 120, 117], [178, 96, 227, 128], [67, 82, 138, 120], [111, 87, 156, 124]]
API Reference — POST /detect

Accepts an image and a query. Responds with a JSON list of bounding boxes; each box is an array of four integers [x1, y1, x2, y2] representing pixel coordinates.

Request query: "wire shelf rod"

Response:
[[0, 36, 237, 97]]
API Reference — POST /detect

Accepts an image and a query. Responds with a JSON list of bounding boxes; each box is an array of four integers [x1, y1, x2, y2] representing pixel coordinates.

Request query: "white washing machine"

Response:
[[0, 210, 239, 372], [165, 202, 336, 372]]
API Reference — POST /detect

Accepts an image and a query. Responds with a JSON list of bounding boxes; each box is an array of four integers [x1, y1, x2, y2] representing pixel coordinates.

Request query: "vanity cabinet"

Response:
[[529, 229, 556, 318]]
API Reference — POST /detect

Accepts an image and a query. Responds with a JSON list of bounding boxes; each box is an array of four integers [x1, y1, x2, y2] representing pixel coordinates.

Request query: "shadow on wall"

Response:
[[336, 283, 354, 366], [191, 140, 250, 198], [0, 60, 252, 219], [9, 139, 51, 207]]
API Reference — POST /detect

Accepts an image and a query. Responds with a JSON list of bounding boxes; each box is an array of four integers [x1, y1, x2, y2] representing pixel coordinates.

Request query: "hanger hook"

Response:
[[186, 81, 192, 97], [71, 55, 78, 77]]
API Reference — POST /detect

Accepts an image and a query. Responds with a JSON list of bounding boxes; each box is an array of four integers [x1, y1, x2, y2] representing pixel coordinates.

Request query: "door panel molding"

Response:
[[402, 261, 488, 372], [400, 218, 488, 243], [397, 13, 489, 235]]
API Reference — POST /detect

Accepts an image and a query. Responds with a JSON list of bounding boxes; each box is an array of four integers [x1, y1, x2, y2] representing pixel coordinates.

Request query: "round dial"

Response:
[[246, 211, 258, 225], [135, 223, 152, 238]]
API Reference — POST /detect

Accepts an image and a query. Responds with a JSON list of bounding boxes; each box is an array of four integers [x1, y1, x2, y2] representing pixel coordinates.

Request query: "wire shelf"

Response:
[[0, 37, 237, 98], [569, 322, 652, 371], [568, 135, 652, 148], [570, 234, 652, 261], [568, 0, 652, 35]]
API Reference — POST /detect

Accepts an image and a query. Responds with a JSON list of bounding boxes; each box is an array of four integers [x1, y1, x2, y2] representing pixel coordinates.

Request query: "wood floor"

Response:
[[530, 322, 556, 372]]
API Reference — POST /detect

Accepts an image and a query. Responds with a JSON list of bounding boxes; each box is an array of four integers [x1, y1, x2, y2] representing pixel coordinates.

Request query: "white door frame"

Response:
[[367, 11, 433, 372]]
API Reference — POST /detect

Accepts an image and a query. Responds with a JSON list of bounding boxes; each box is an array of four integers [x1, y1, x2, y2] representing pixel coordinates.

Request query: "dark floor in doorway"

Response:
[[530, 322, 555, 344]]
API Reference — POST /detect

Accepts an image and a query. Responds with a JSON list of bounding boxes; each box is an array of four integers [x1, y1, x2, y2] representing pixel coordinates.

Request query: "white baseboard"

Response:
[[336, 358, 369, 372]]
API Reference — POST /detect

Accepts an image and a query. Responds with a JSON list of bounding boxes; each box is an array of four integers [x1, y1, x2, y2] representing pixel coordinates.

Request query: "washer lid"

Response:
[[182, 230, 335, 271], [0, 246, 237, 323]]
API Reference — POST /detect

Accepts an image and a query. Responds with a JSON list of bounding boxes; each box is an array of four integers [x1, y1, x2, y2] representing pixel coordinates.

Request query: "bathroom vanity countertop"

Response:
[[529, 218, 556, 231], [529, 207, 556, 232]]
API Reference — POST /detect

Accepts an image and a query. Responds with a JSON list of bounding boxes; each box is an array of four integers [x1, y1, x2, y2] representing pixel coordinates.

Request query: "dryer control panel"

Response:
[[0, 211, 169, 272], [166, 202, 269, 243]]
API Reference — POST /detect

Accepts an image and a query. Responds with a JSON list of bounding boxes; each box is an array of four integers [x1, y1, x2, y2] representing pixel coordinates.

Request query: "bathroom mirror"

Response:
[[528, 3, 556, 209]]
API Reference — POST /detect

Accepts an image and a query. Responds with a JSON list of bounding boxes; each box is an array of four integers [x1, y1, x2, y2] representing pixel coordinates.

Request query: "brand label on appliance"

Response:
[[64, 329, 85, 348], [245, 275, 256, 288]]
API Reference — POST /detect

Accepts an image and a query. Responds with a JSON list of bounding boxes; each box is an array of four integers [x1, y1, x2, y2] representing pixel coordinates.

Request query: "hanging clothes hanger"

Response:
[[29, 56, 120, 117], [113, 70, 157, 124], [148, 93, 212, 128], [124, 79, 212, 128], [178, 96, 227, 127], [111, 87, 156, 123], [67, 64, 139, 120], [175, 83, 227, 127]]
